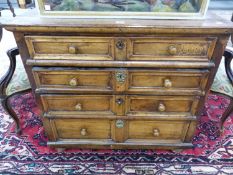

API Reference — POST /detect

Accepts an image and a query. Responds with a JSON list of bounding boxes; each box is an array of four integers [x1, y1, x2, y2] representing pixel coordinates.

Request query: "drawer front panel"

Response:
[[33, 68, 114, 93], [25, 36, 114, 60], [33, 68, 208, 95], [127, 69, 208, 95], [128, 120, 189, 141], [41, 95, 115, 115], [128, 37, 217, 61], [52, 119, 111, 139], [126, 96, 199, 116]]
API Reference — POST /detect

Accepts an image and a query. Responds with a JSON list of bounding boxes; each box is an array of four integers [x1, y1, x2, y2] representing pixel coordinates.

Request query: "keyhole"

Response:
[[116, 40, 125, 50]]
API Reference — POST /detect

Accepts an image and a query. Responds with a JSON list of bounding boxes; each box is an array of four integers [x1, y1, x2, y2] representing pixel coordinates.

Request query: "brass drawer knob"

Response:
[[153, 129, 160, 137], [69, 78, 78, 86], [68, 45, 77, 54], [158, 103, 166, 112], [80, 128, 87, 136], [164, 79, 172, 88], [168, 45, 177, 55], [116, 40, 125, 50], [75, 103, 82, 111]]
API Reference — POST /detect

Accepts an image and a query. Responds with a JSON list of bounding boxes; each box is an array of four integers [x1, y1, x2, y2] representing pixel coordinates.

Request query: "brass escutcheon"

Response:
[[116, 120, 124, 128], [116, 71, 126, 83], [116, 40, 125, 50], [116, 98, 124, 105]]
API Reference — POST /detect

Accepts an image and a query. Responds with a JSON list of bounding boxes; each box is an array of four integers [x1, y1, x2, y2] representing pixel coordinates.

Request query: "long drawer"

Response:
[[40, 94, 199, 118], [33, 68, 209, 95], [46, 118, 190, 144], [25, 36, 216, 62]]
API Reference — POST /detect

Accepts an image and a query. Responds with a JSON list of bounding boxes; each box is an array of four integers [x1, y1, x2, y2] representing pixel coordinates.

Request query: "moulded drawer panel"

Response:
[[33, 68, 114, 93], [25, 36, 114, 60], [53, 119, 111, 139], [40, 95, 115, 116], [127, 69, 209, 95], [126, 95, 199, 117], [128, 120, 189, 141], [128, 37, 217, 61]]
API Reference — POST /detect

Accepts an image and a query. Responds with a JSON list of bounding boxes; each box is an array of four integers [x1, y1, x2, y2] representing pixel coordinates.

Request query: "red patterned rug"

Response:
[[0, 92, 233, 174]]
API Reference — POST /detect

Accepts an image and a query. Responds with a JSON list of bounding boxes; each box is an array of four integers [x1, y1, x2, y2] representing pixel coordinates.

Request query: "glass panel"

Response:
[[43, 0, 203, 13]]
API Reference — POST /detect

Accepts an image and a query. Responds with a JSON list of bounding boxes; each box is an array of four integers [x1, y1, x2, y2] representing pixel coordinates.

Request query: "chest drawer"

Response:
[[128, 37, 217, 61], [33, 67, 208, 95], [127, 69, 208, 95], [126, 95, 199, 117], [52, 119, 111, 139], [128, 120, 189, 142], [25, 36, 114, 60], [33, 68, 114, 93], [40, 95, 115, 116]]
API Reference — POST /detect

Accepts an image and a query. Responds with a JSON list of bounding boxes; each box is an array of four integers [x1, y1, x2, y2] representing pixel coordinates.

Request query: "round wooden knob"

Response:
[[75, 103, 82, 111], [153, 129, 160, 137], [164, 79, 172, 88], [158, 103, 166, 112], [68, 45, 77, 54], [168, 45, 177, 55], [69, 78, 78, 86], [80, 128, 87, 136]]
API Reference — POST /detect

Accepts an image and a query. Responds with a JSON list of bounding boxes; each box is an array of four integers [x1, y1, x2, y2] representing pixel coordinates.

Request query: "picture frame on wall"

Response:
[[36, 0, 210, 19]]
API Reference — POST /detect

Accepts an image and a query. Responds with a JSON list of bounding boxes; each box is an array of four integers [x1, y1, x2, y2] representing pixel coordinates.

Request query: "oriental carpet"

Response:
[[0, 92, 233, 174]]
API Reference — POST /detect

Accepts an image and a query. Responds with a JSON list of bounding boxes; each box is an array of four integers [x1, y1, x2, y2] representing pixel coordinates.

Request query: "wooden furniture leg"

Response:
[[0, 47, 31, 134], [220, 49, 233, 130]]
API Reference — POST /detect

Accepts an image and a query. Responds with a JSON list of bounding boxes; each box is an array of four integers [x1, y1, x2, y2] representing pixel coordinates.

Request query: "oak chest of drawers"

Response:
[[3, 11, 233, 149]]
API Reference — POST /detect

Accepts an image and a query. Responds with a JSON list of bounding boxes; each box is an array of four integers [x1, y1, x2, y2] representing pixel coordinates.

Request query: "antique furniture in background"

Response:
[[2, 10, 233, 149], [0, 6, 31, 134], [0, 46, 31, 134], [217, 49, 233, 129]]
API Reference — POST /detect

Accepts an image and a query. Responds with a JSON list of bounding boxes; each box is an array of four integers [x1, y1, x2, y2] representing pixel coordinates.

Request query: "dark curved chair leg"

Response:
[[2, 88, 32, 134], [7, 0, 16, 17], [220, 98, 233, 131], [2, 95, 21, 134], [0, 48, 18, 96], [220, 49, 233, 131], [0, 48, 22, 134]]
